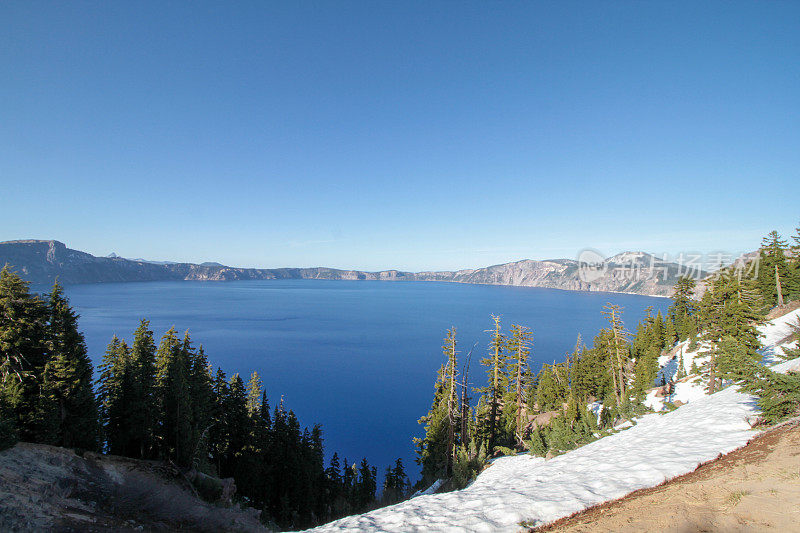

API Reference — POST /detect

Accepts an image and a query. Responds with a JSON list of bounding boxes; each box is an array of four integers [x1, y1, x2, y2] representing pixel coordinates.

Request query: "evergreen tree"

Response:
[[415, 328, 460, 484], [757, 230, 790, 310], [506, 325, 532, 447], [326, 452, 346, 517], [208, 366, 230, 474], [225, 373, 251, 474], [788, 223, 800, 300], [354, 458, 377, 511], [676, 352, 687, 380], [188, 344, 213, 468], [668, 276, 697, 341], [37, 281, 99, 449], [125, 319, 157, 458], [699, 268, 762, 393], [155, 328, 194, 465], [570, 335, 607, 402], [478, 315, 506, 452], [528, 426, 547, 457], [0, 266, 48, 442], [381, 458, 409, 504], [534, 363, 562, 411], [97, 336, 132, 454], [630, 309, 662, 396], [442, 328, 459, 475], [0, 393, 15, 450], [601, 304, 630, 405], [245, 371, 263, 417]]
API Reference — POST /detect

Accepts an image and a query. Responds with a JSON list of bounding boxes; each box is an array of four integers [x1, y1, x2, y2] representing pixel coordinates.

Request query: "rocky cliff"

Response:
[[0, 240, 700, 296]]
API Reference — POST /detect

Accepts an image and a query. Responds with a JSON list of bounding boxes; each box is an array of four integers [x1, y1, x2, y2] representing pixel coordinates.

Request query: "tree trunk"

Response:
[[776, 264, 784, 306]]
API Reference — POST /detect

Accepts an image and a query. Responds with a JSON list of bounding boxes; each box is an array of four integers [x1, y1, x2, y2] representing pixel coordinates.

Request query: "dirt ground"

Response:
[[0, 442, 266, 532], [530, 420, 800, 533]]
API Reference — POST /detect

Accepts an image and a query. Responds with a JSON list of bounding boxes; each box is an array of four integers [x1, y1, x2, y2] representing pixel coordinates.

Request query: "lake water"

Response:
[[57, 279, 668, 482]]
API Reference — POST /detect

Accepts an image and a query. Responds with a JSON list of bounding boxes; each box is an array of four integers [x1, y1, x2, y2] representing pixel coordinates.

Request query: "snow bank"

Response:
[[304, 312, 800, 533], [761, 308, 800, 363], [307, 381, 766, 532]]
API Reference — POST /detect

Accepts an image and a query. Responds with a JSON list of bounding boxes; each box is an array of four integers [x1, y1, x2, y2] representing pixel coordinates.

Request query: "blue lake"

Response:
[[56, 280, 668, 482]]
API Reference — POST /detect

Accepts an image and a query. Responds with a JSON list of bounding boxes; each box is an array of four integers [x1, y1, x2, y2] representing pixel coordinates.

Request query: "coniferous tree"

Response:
[[225, 373, 251, 474], [758, 230, 790, 310], [0, 266, 48, 442], [125, 319, 157, 458], [506, 325, 532, 447], [788, 224, 800, 300], [155, 328, 194, 465], [442, 328, 459, 475], [381, 458, 410, 505], [354, 458, 377, 511], [97, 336, 132, 454], [630, 309, 663, 397], [478, 315, 506, 452], [38, 282, 99, 449], [326, 452, 346, 517], [208, 366, 230, 474], [601, 304, 630, 406], [676, 352, 687, 380], [699, 268, 763, 393], [416, 328, 460, 484], [669, 276, 698, 341]]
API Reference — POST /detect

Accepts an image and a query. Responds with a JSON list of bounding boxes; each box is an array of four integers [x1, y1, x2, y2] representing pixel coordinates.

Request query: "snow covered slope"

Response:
[[305, 313, 800, 533]]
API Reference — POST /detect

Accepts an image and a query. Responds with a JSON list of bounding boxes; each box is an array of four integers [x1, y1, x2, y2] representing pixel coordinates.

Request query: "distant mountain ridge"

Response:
[[0, 240, 703, 296]]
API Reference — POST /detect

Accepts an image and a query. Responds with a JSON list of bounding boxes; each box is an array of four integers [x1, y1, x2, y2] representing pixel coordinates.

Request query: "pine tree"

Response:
[[415, 328, 460, 484], [245, 371, 263, 417], [225, 373, 251, 473], [381, 458, 409, 504], [326, 452, 346, 516], [479, 315, 506, 452], [37, 281, 99, 449], [155, 328, 194, 465], [0, 266, 48, 442], [663, 316, 677, 348], [125, 319, 157, 458], [669, 276, 697, 341], [676, 352, 687, 380], [534, 362, 568, 411], [631, 309, 662, 396], [354, 458, 377, 511], [570, 335, 607, 402], [699, 268, 763, 393], [0, 393, 15, 450], [758, 230, 790, 310], [786, 223, 800, 301], [443, 328, 460, 475], [601, 304, 630, 405], [97, 335, 132, 454], [528, 427, 547, 456], [208, 367, 230, 474], [506, 325, 532, 447], [188, 344, 213, 469]]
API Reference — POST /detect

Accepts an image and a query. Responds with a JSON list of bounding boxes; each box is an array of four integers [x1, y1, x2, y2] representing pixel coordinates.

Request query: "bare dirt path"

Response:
[[531, 421, 800, 533]]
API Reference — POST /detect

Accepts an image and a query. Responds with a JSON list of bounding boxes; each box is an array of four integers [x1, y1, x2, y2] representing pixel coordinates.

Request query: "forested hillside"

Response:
[[412, 226, 800, 492], [0, 267, 407, 530]]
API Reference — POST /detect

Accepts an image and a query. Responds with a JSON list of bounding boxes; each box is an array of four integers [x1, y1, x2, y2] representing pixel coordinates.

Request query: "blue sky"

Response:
[[1, 1, 798, 271]]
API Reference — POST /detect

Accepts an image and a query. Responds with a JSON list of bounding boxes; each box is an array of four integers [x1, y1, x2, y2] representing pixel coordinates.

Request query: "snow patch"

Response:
[[304, 311, 800, 532]]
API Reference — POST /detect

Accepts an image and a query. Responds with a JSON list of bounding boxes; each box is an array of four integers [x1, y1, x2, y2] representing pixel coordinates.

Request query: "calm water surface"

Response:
[[57, 280, 668, 481]]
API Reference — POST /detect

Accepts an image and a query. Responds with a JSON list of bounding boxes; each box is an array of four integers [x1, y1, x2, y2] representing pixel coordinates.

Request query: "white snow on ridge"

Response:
[[761, 308, 800, 363], [307, 383, 765, 533], [304, 311, 800, 533]]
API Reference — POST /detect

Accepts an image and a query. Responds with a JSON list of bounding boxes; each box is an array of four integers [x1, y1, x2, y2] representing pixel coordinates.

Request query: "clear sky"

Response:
[[1, 1, 798, 271]]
